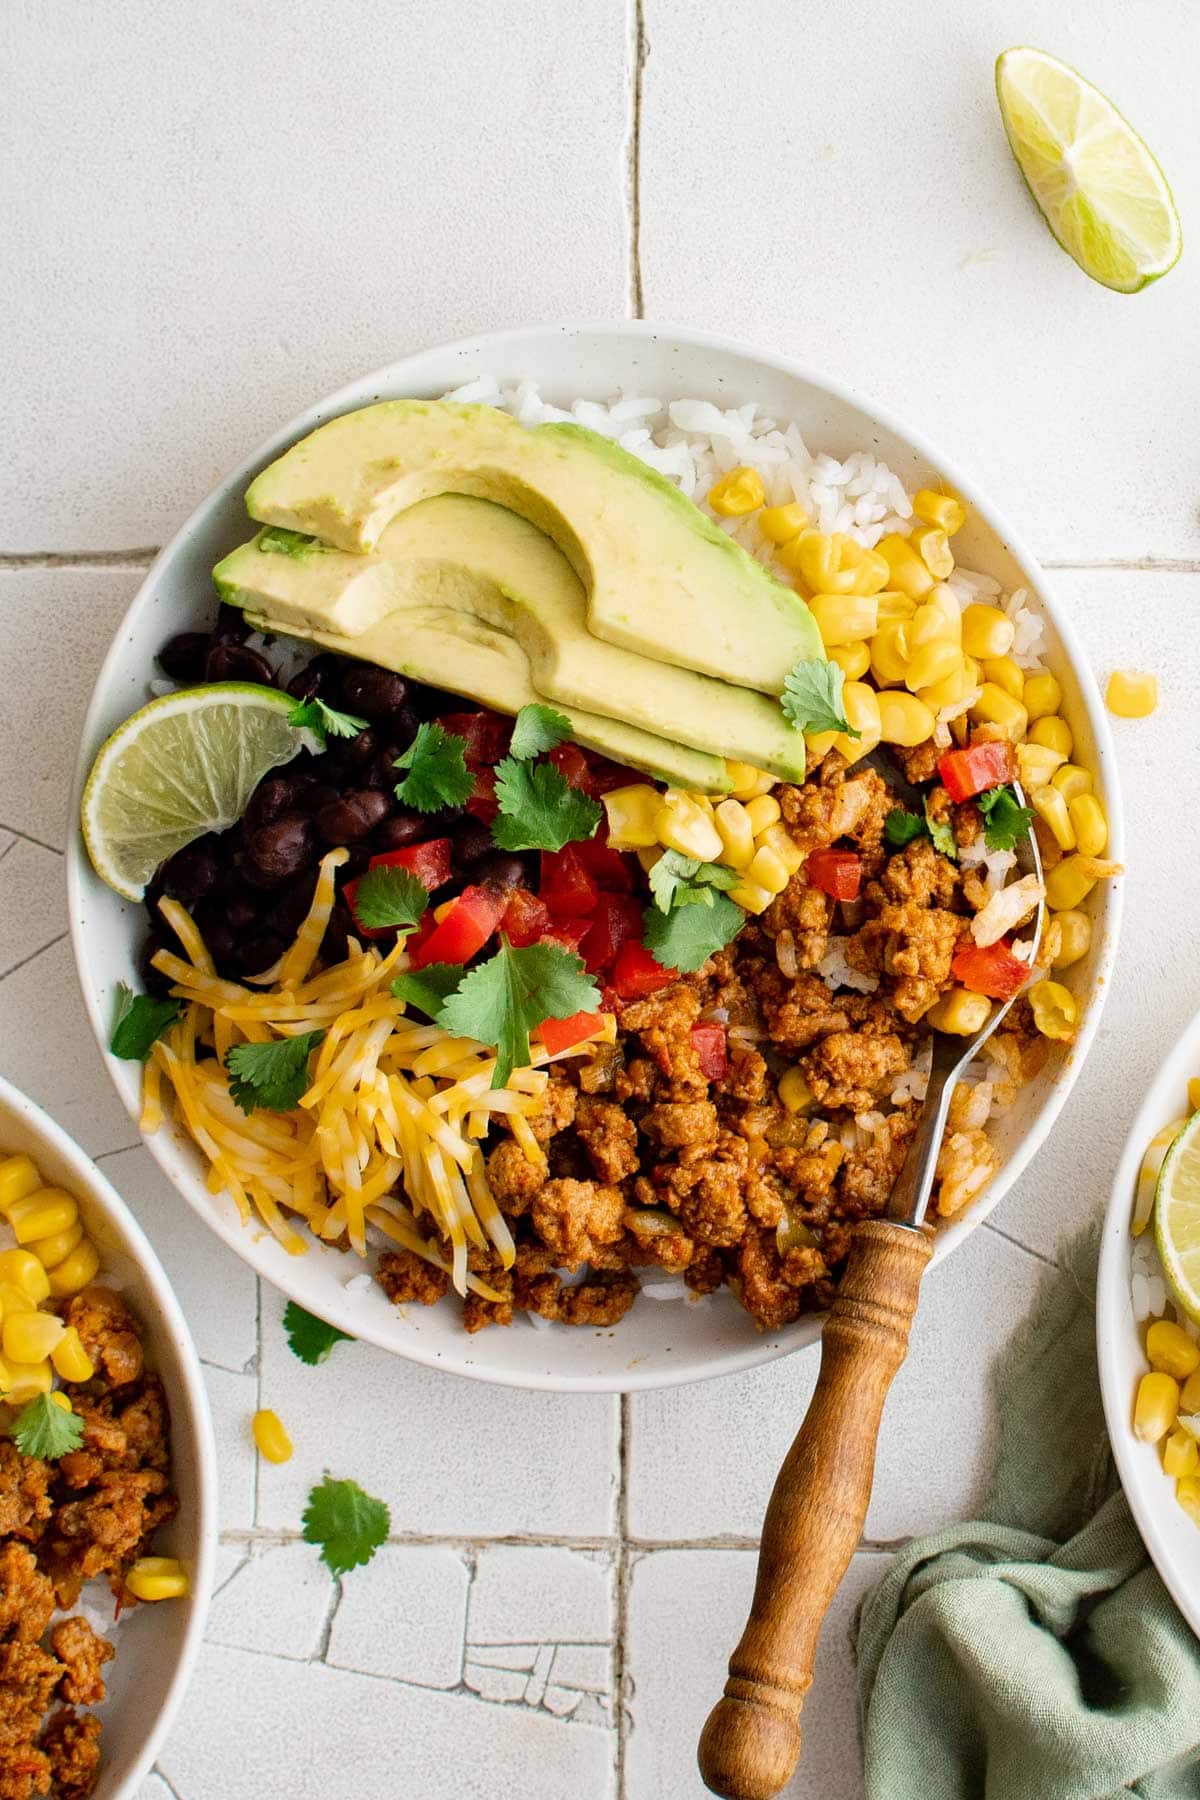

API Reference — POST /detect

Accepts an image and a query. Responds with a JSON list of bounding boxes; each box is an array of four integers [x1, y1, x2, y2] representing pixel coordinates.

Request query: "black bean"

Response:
[[361, 749, 401, 792], [408, 684, 465, 720], [202, 919, 237, 967], [212, 602, 252, 645], [452, 819, 495, 866], [337, 662, 409, 719], [224, 895, 258, 932], [315, 789, 391, 847], [473, 852, 529, 893], [372, 812, 426, 852], [383, 706, 420, 753], [286, 653, 341, 702], [243, 814, 315, 888], [206, 643, 276, 685], [160, 837, 219, 903], [337, 727, 380, 769], [245, 771, 319, 832], [157, 632, 210, 684], [232, 931, 286, 978]]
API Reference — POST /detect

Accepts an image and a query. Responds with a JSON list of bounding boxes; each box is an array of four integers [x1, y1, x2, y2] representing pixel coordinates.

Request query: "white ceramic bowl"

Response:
[[66, 321, 1123, 1392], [1098, 1013, 1200, 1638], [0, 1076, 216, 1797]]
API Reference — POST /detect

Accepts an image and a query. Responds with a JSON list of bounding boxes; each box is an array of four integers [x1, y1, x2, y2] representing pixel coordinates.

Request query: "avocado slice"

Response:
[[216, 498, 810, 780], [244, 401, 822, 694]]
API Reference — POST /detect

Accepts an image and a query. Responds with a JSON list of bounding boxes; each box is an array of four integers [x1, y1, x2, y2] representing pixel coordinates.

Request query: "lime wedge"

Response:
[[1155, 1113, 1200, 1324], [996, 46, 1181, 293], [82, 684, 313, 901]]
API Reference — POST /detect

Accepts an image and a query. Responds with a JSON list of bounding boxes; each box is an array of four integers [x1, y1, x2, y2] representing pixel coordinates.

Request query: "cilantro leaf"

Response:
[[643, 892, 746, 973], [781, 657, 858, 737], [509, 703, 572, 760], [883, 807, 925, 849], [978, 784, 1034, 852], [439, 939, 600, 1086], [393, 722, 475, 813], [924, 795, 958, 862], [391, 964, 464, 1021], [109, 984, 180, 1062], [286, 697, 369, 748], [648, 850, 738, 914], [258, 525, 323, 559], [283, 1301, 355, 1366], [350, 866, 429, 931], [302, 1475, 390, 1577], [10, 1393, 84, 1461], [491, 758, 601, 853], [225, 1030, 325, 1114]]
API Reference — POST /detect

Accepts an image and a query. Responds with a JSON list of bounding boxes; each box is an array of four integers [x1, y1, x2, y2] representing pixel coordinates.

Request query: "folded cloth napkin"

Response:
[[852, 1228, 1200, 1800]]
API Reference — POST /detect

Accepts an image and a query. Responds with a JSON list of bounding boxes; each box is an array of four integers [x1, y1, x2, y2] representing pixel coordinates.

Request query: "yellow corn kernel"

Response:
[[51, 1325, 95, 1384], [926, 988, 992, 1036], [5, 1360, 53, 1404], [828, 641, 870, 680], [714, 800, 755, 871], [657, 792, 723, 863], [252, 1408, 294, 1464], [982, 656, 1025, 701], [1134, 1370, 1181, 1443], [1164, 1428, 1200, 1479], [725, 762, 775, 800], [1029, 715, 1073, 758], [760, 824, 805, 877], [0, 1356, 11, 1397], [777, 1068, 815, 1114], [50, 1392, 72, 1413], [46, 1239, 101, 1298], [758, 502, 809, 544], [961, 603, 1015, 661], [969, 683, 1028, 742], [1052, 764, 1092, 803], [0, 1283, 33, 1327], [829, 682, 883, 767], [908, 596, 954, 651], [1106, 669, 1157, 718], [125, 1557, 190, 1603], [1044, 855, 1099, 912], [744, 795, 782, 836], [747, 845, 790, 897], [779, 531, 889, 597], [1190, 1078, 1200, 1116], [1068, 793, 1108, 857], [6, 1189, 78, 1247], [727, 878, 774, 916], [0, 1251, 50, 1306], [1023, 672, 1062, 721], [0, 1157, 42, 1214], [869, 621, 912, 686], [3, 1311, 64, 1366], [1051, 910, 1092, 970], [602, 784, 661, 850], [876, 691, 936, 748], [912, 489, 966, 535], [1017, 743, 1067, 790], [876, 532, 934, 600], [918, 657, 979, 711], [1182, 1367, 1200, 1412], [1030, 786, 1075, 852], [927, 584, 963, 644], [875, 591, 917, 625], [707, 466, 765, 517], [808, 593, 879, 647], [26, 1221, 84, 1272], [910, 523, 954, 580], [1177, 1475, 1200, 1527], [1147, 1318, 1200, 1380], [1028, 979, 1078, 1041], [904, 640, 961, 694]]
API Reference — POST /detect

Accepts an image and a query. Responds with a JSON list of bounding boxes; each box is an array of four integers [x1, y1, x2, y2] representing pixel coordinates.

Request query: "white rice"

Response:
[[817, 936, 878, 995]]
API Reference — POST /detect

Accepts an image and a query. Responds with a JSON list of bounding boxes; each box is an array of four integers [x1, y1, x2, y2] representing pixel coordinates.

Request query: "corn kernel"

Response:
[[961, 603, 1015, 661], [714, 800, 755, 870], [926, 988, 992, 1036], [910, 523, 954, 580], [780, 531, 889, 597], [828, 641, 870, 680], [904, 639, 961, 694], [6, 1189, 78, 1246], [51, 1325, 95, 1384], [1177, 1475, 1200, 1526], [1106, 669, 1157, 718], [747, 845, 790, 897], [760, 824, 805, 876], [758, 502, 809, 544], [744, 795, 781, 836], [1030, 786, 1075, 852], [830, 682, 883, 767], [1029, 715, 1073, 758], [26, 1221, 84, 1271], [4, 1360, 53, 1404], [912, 489, 966, 534], [982, 656, 1025, 702], [727, 878, 774, 915], [1148, 1318, 1200, 1380], [1028, 979, 1077, 1041], [3, 1312, 64, 1366], [808, 593, 879, 647], [602, 784, 661, 850], [46, 1239, 101, 1298], [875, 591, 917, 624], [969, 683, 1028, 742], [657, 793, 724, 862], [778, 1068, 815, 1113], [1182, 1367, 1200, 1412], [870, 621, 912, 686], [918, 658, 979, 711], [0, 1251, 49, 1306], [50, 1392, 72, 1413], [0, 1157, 42, 1214], [125, 1557, 190, 1603], [252, 1408, 294, 1464], [926, 585, 963, 644], [1190, 1079, 1200, 1117], [876, 691, 936, 748], [1164, 1428, 1200, 1479], [1017, 743, 1067, 789], [1134, 1370, 1181, 1443], [1051, 910, 1091, 970], [1023, 672, 1062, 721], [707, 466, 766, 517], [1068, 793, 1108, 857], [1044, 856, 1098, 912], [876, 533, 934, 600], [0, 1283, 34, 1324], [725, 762, 775, 800], [1052, 764, 1092, 802]]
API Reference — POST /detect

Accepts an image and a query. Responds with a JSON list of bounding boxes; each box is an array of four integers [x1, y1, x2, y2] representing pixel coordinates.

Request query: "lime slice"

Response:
[[1155, 1113, 1200, 1324], [996, 46, 1181, 293], [82, 684, 313, 901]]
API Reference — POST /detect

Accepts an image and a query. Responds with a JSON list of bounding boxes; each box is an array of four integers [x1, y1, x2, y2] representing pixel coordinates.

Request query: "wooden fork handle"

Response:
[[697, 1219, 934, 1800]]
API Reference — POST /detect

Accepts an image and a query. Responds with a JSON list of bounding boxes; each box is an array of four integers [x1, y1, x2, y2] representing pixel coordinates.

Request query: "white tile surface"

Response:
[[206, 1542, 335, 1661], [468, 1546, 613, 1645], [327, 1546, 469, 1688], [202, 1363, 259, 1535], [0, 837, 65, 977]]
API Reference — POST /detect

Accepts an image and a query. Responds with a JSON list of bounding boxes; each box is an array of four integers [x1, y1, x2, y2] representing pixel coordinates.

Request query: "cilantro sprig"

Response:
[[649, 851, 738, 914], [781, 657, 858, 737], [225, 1030, 325, 1114], [11, 1393, 84, 1461], [349, 866, 429, 932], [643, 892, 745, 973], [509, 703, 572, 760], [302, 1475, 390, 1578], [391, 963, 465, 1020], [287, 697, 369, 749], [109, 984, 180, 1062], [883, 807, 925, 849], [978, 785, 1035, 852], [283, 1301, 355, 1366], [491, 758, 601, 853], [393, 722, 475, 813], [924, 795, 958, 862]]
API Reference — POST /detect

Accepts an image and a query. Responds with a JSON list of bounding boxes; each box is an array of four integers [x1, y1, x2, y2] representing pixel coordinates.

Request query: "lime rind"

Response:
[[1154, 1113, 1200, 1326]]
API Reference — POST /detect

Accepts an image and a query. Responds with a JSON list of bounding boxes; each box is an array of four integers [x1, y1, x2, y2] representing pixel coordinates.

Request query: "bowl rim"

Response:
[[64, 317, 1124, 1392], [0, 1072, 218, 1794]]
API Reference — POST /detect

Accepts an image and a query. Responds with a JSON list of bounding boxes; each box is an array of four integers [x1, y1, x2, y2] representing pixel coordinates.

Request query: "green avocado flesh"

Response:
[[243, 400, 822, 694], [216, 496, 811, 782]]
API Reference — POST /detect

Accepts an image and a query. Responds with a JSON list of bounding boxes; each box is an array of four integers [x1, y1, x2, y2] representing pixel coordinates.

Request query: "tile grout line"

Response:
[[614, 1392, 631, 1799], [0, 548, 158, 569], [626, 0, 646, 320], [216, 1524, 907, 1555], [0, 929, 68, 985], [981, 1217, 1060, 1271], [0, 823, 63, 857]]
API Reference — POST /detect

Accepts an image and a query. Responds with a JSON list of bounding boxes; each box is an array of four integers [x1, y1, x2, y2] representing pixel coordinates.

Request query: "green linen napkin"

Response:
[[852, 1229, 1200, 1800]]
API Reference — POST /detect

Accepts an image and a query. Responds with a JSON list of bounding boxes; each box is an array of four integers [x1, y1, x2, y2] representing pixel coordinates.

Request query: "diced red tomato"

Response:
[[805, 848, 862, 902], [937, 740, 1016, 803], [501, 887, 550, 948], [547, 744, 643, 797], [580, 893, 644, 973], [368, 839, 453, 889], [437, 709, 512, 765], [403, 910, 439, 962], [535, 1011, 604, 1055], [690, 1021, 728, 1081], [464, 765, 499, 822], [548, 742, 593, 792], [611, 939, 675, 1000], [574, 832, 636, 893], [542, 919, 589, 954], [950, 937, 1029, 1001], [540, 845, 600, 918], [412, 884, 506, 967]]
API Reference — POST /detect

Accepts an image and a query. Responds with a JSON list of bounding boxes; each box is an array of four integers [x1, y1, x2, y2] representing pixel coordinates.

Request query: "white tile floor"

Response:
[[4, 4, 1200, 1795]]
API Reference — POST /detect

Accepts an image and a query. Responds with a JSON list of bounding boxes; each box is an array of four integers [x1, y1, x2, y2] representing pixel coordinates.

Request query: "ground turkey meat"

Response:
[[48, 1622, 112, 1711], [49, 1469, 175, 1603], [736, 1229, 804, 1332], [619, 985, 707, 1095], [573, 1097, 640, 1183], [762, 879, 832, 970], [848, 902, 963, 1023], [0, 1450, 51, 1548], [60, 1291, 142, 1391], [377, 1248, 451, 1308], [484, 1138, 546, 1215], [529, 1072, 577, 1142], [803, 1029, 910, 1111], [839, 1113, 919, 1213], [39, 1709, 101, 1800], [640, 1099, 719, 1154], [531, 1179, 625, 1268], [0, 1551, 53, 1649], [878, 838, 958, 909], [0, 1644, 59, 1800]]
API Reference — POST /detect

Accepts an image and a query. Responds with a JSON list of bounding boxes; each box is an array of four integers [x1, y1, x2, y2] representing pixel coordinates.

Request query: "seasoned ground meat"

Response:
[[641, 1100, 719, 1153], [377, 1248, 451, 1307], [530, 1179, 625, 1267], [894, 739, 941, 784], [0, 1645, 59, 1799], [50, 1470, 176, 1604], [620, 984, 707, 1095], [60, 1292, 142, 1391], [878, 838, 958, 909], [557, 1271, 638, 1327], [0, 1551, 53, 1649], [848, 902, 963, 1023], [803, 1029, 910, 1111], [0, 1452, 51, 1548], [48, 1623, 111, 1711], [529, 1072, 577, 1142], [573, 1097, 640, 1183], [736, 1230, 803, 1332], [484, 1138, 546, 1214], [763, 879, 832, 970], [39, 1710, 100, 1800]]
